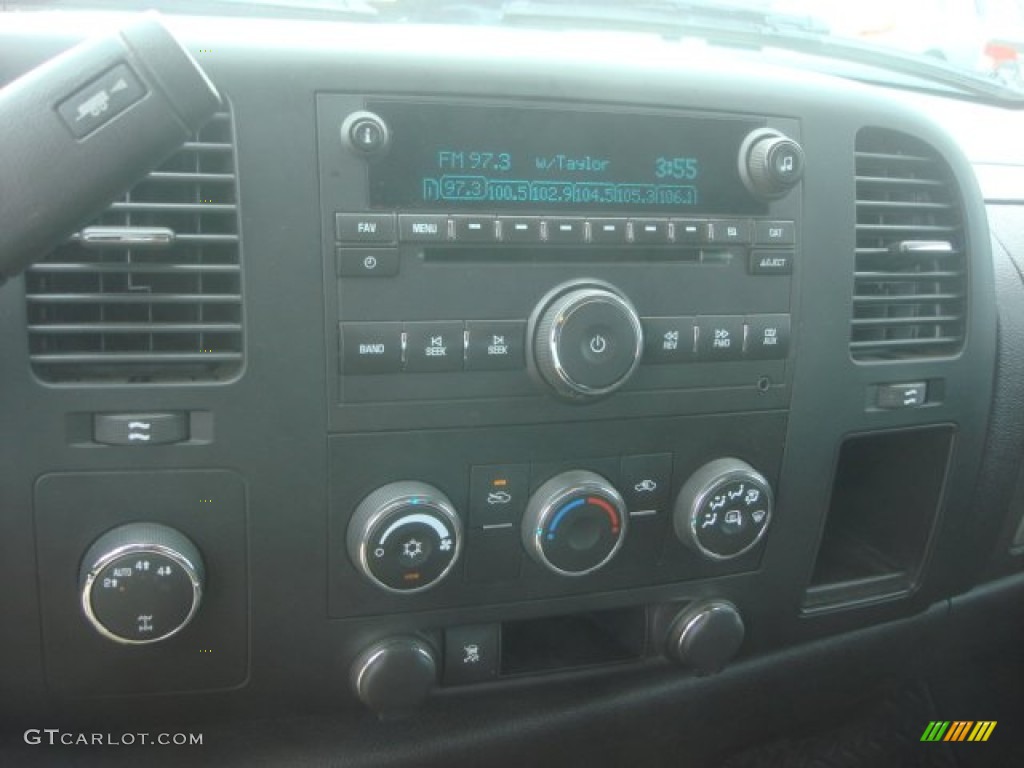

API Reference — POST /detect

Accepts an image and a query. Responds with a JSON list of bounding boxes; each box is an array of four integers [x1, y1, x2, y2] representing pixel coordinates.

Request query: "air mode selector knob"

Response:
[[674, 458, 773, 560], [79, 523, 204, 645], [522, 470, 628, 576], [347, 482, 463, 594], [529, 280, 644, 401], [739, 128, 805, 200]]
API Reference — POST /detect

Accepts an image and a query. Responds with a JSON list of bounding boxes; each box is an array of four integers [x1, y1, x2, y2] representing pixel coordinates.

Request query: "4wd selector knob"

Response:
[[522, 470, 628, 576], [79, 523, 204, 645], [348, 482, 462, 594], [529, 280, 643, 401]]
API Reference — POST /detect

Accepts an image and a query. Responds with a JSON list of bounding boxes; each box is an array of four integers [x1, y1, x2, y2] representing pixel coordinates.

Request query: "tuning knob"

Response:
[[79, 523, 204, 645], [351, 636, 437, 715], [529, 280, 643, 401], [522, 470, 628, 576], [665, 600, 745, 674], [347, 482, 463, 594], [674, 458, 773, 560], [739, 128, 804, 200]]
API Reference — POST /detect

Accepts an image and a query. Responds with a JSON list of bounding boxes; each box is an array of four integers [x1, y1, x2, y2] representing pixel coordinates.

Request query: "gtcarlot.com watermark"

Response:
[[24, 729, 203, 747]]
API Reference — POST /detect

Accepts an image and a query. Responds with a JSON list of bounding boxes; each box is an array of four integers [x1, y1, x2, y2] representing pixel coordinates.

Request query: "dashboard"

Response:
[[2, 10, 1024, 767]]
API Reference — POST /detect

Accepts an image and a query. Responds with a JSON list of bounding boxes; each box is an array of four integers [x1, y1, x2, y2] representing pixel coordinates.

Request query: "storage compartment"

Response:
[[804, 426, 954, 611], [500, 607, 647, 676]]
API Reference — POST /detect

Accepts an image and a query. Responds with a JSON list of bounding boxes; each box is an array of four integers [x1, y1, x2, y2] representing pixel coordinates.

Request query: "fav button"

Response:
[[404, 321, 464, 372], [336, 213, 396, 243]]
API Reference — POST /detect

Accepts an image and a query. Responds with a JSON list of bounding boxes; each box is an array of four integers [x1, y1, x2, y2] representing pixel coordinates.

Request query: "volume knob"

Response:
[[530, 280, 643, 401]]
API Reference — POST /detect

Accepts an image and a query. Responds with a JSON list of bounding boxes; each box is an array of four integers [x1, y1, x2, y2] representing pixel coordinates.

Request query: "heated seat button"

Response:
[[340, 322, 403, 374], [404, 322, 464, 372], [696, 316, 744, 361], [466, 321, 526, 371], [444, 624, 500, 685], [745, 314, 790, 359], [93, 412, 187, 446]]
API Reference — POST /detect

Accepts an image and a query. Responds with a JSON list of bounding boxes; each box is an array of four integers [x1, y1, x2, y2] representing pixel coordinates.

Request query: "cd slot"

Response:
[[422, 246, 716, 264]]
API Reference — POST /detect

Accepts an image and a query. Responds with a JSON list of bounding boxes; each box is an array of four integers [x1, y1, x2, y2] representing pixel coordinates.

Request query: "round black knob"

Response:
[[529, 280, 643, 401], [341, 110, 390, 156], [674, 458, 773, 560], [665, 600, 744, 674], [522, 470, 628, 576], [79, 523, 204, 645], [351, 636, 437, 715], [347, 482, 462, 594], [739, 129, 804, 200]]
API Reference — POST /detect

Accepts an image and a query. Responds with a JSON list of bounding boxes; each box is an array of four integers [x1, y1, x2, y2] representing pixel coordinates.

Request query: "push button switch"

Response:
[[642, 317, 696, 364], [620, 454, 673, 514], [696, 316, 744, 361], [404, 322, 464, 372], [336, 213, 396, 243], [444, 624, 499, 685], [93, 412, 187, 446], [745, 315, 790, 360], [340, 322, 403, 374], [466, 321, 525, 371], [469, 464, 529, 528]]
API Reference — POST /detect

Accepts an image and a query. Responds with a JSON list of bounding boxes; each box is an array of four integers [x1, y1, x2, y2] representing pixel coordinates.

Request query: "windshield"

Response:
[[9, 0, 1024, 100]]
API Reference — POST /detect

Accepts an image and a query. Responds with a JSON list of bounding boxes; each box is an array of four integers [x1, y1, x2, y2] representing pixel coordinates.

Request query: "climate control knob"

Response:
[[348, 482, 463, 594], [529, 280, 643, 401], [673, 458, 773, 560], [79, 523, 204, 645], [522, 470, 628, 576]]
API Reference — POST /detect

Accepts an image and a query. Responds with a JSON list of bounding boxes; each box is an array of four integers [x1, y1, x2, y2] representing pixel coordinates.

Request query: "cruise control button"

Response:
[[745, 314, 790, 359], [642, 317, 696, 364], [470, 464, 529, 527], [453, 215, 497, 242], [754, 220, 795, 245], [545, 218, 585, 243], [589, 218, 628, 244], [340, 322, 403, 374], [707, 219, 751, 244], [336, 213, 396, 243], [337, 248, 399, 277], [696, 316, 744, 361], [750, 250, 794, 275], [466, 321, 525, 371], [404, 322, 464, 372], [399, 214, 448, 242], [499, 217, 541, 243], [632, 219, 670, 244]]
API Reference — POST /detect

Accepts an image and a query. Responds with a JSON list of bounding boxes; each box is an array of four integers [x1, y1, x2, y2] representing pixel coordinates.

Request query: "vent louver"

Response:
[[25, 111, 242, 383], [851, 128, 966, 360]]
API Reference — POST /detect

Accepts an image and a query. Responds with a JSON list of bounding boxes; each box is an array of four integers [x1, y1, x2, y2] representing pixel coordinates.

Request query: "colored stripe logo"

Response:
[[920, 721, 996, 742]]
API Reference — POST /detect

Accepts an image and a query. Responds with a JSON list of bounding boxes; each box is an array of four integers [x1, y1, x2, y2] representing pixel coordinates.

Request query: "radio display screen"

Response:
[[366, 101, 767, 214]]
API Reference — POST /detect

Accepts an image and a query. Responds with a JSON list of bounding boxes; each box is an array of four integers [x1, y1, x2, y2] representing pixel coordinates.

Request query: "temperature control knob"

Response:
[[674, 458, 773, 560], [522, 470, 628, 576], [79, 523, 204, 645], [529, 280, 643, 401], [348, 482, 463, 594], [739, 128, 805, 200]]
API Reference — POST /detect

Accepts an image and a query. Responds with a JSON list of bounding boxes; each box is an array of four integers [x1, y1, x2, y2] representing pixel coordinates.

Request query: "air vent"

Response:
[[851, 128, 966, 360], [25, 111, 242, 383]]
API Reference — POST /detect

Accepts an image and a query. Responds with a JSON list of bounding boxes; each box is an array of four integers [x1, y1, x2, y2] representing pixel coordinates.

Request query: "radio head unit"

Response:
[[316, 95, 801, 429]]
